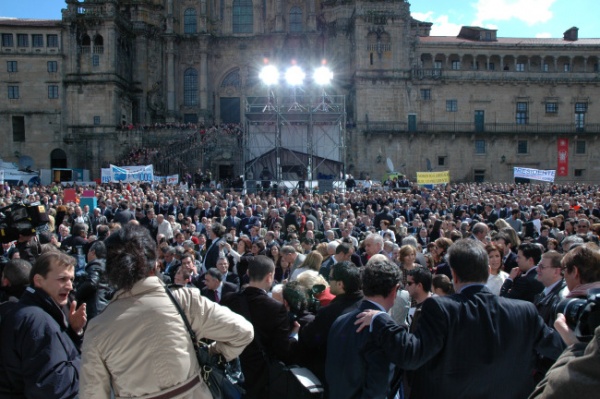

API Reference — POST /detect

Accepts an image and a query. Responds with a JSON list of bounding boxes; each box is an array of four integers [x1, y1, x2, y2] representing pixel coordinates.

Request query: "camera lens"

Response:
[[555, 297, 587, 330]]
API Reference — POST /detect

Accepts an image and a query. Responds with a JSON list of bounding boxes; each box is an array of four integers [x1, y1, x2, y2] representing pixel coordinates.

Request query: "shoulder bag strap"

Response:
[[163, 285, 201, 355]]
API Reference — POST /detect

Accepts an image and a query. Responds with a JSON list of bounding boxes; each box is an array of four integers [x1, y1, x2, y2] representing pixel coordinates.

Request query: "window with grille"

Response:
[[576, 140, 586, 154], [233, 0, 253, 33], [48, 61, 58, 72], [7, 61, 17, 72], [17, 34, 28, 47], [47, 34, 58, 47], [516, 102, 528, 125], [8, 86, 19, 99], [184, 68, 198, 106], [420, 89, 431, 100], [184, 8, 197, 34], [517, 140, 528, 154], [32, 34, 44, 47], [475, 140, 486, 154], [446, 99, 457, 112], [545, 103, 558, 114], [48, 85, 59, 99], [290, 7, 303, 33], [1, 34, 13, 47], [451, 60, 461, 70]]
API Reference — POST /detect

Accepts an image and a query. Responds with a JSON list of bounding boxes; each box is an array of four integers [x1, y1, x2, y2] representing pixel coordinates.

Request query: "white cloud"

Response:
[[472, 0, 556, 26], [535, 32, 552, 38], [412, 12, 463, 36]]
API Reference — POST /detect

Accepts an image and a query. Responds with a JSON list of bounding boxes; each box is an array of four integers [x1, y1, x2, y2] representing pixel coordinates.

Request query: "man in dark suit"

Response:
[[112, 200, 135, 225], [202, 222, 226, 271], [216, 256, 241, 290], [534, 250, 569, 327], [221, 256, 299, 399], [201, 268, 238, 303], [300, 261, 363, 384], [223, 207, 241, 233], [500, 242, 544, 303], [326, 258, 402, 399], [355, 239, 563, 399]]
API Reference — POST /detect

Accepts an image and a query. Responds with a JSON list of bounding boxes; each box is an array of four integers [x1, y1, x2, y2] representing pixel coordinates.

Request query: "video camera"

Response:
[[0, 203, 49, 243], [555, 288, 600, 342]]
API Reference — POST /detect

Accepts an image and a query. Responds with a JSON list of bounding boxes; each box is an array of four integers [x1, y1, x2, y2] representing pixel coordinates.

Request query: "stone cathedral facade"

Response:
[[1, 0, 599, 183]]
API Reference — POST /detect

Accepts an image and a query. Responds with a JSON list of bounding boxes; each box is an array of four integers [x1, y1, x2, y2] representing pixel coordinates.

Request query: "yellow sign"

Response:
[[416, 171, 450, 185]]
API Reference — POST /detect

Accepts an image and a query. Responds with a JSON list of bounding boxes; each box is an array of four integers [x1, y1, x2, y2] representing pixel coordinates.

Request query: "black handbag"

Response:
[[164, 285, 245, 399]]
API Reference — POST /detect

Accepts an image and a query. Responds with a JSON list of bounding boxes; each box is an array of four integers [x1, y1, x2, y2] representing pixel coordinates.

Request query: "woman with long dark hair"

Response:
[[80, 224, 253, 399]]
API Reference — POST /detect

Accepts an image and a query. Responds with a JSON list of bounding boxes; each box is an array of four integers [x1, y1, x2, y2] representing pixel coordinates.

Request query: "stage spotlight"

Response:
[[313, 66, 333, 86], [259, 65, 279, 86], [285, 65, 305, 86]]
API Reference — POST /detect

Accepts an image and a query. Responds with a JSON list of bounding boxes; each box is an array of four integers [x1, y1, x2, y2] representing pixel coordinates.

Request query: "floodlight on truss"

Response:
[[259, 65, 279, 112], [313, 66, 335, 112], [285, 66, 306, 111], [313, 66, 333, 86]]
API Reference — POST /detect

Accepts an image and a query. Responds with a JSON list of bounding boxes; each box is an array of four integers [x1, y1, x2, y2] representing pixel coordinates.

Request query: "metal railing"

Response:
[[359, 121, 600, 134]]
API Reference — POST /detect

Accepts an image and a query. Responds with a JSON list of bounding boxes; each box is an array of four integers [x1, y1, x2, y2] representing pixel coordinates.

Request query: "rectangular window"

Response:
[[576, 140, 586, 154], [517, 140, 528, 154], [47, 34, 59, 47], [471, 61, 479, 70], [575, 102, 587, 130], [17, 34, 28, 47], [451, 61, 461, 70], [1, 33, 13, 47], [543, 63, 549, 72], [8, 86, 19, 99], [93, 116, 101, 125], [48, 85, 59, 99], [516, 102, 528, 125], [420, 89, 431, 100], [32, 34, 44, 47], [183, 113, 198, 123], [595, 63, 599, 73], [574, 169, 585, 177], [564, 64, 570, 72], [7, 61, 17, 72], [446, 99, 458, 112], [474, 169, 486, 183], [92, 55, 100, 66], [438, 156, 446, 166], [516, 63, 525, 72], [47, 61, 58, 72], [12, 116, 25, 142], [545, 103, 558, 114], [434, 61, 442, 69], [488, 62, 495, 71], [475, 140, 486, 154]]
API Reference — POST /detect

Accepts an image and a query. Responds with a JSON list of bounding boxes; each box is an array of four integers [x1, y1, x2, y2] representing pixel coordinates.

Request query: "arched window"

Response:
[[184, 68, 198, 106], [93, 35, 103, 46], [289, 7, 302, 33], [184, 8, 197, 34], [81, 34, 91, 46], [233, 0, 253, 33]]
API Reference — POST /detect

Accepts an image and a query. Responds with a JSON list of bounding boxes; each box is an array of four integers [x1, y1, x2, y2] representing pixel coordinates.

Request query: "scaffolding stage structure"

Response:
[[243, 91, 346, 192]]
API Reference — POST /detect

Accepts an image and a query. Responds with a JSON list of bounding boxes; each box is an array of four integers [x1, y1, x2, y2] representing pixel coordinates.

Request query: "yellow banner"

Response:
[[416, 171, 450, 185]]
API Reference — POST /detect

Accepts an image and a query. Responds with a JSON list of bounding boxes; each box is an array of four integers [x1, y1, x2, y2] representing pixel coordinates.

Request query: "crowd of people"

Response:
[[0, 179, 599, 398]]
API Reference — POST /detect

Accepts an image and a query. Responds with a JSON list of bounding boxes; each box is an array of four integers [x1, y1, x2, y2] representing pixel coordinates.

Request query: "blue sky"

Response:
[[1, 0, 599, 38]]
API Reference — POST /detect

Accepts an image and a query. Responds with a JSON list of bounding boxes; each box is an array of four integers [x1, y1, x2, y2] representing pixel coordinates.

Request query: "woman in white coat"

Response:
[[80, 224, 254, 399]]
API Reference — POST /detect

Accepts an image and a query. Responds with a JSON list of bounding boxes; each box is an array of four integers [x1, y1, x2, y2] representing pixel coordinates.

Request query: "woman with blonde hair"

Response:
[[290, 250, 323, 281], [296, 270, 335, 307]]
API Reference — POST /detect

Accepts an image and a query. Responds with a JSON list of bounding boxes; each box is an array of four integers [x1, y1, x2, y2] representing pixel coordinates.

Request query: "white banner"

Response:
[[102, 164, 154, 183], [513, 167, 556, 183], [166, 175, 179, 185]]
